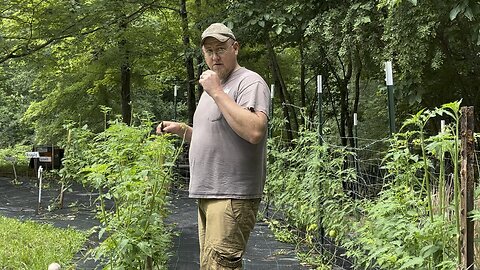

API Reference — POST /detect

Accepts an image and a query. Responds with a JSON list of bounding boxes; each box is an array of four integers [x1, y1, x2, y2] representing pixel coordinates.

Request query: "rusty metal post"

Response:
[[460, 106, 474, 270]]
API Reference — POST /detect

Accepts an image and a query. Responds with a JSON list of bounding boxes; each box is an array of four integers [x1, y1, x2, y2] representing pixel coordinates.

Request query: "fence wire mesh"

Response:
[[261, 125, 480, 269]]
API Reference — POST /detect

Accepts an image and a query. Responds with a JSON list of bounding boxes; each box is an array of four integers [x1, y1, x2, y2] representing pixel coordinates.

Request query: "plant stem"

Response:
[[99, 187, 107, 223], [420, 129, 433, 222]]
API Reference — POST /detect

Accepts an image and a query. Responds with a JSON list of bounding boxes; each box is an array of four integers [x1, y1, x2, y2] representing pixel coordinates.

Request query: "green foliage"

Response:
[[0, 216, 87, 270], [60, 119, 178, 269], [0, 61, 36, 146], [0, 144, 31, 181], [3, 0, 186, 145], [344, 101, 462, 269], [0, 0, 86, 63], [265, 124, 357, 263], [1, 1, 479, 266], [343, 184, 456, 270], [0, 144, 30, 167], [378, 0, 418, 9], [266, 102, 464, 269], [226, 0, 321, 44], [380, 0, 480, 116], [2, 0, 480, 147]]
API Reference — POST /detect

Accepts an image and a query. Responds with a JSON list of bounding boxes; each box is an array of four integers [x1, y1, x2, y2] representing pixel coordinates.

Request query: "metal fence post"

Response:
[[37, 166, 43, 215], [269, 84, 274, 138], [316, 74, 325, 254], [174, 85, 178, 120], [354, 113, 359, 186], [385, 61, 396, 135], [317, 75, 323, 145]]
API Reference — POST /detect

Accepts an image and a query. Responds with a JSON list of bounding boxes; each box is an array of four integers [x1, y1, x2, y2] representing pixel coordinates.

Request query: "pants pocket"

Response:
[[212, 248, 242, 269]]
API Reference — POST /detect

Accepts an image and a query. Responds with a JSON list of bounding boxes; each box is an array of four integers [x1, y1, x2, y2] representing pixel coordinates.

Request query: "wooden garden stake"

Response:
[[460, 106, 474, 270]]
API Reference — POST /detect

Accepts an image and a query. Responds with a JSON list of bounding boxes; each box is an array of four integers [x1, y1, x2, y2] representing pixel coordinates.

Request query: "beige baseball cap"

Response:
[[201, 23, 236, 45]]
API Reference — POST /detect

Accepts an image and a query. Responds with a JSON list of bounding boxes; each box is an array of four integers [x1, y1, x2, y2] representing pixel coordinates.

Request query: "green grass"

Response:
[[0, 216, 87, 270]]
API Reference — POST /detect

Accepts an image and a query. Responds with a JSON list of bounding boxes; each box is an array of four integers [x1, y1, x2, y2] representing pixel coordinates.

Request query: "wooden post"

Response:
[[145, 256, 153, 270], [59, 182, 65, 209], [460, 106, 474, 270]]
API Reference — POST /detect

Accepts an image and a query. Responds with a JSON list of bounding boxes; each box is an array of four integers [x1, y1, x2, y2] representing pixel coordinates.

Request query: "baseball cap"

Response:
[[201, 23, 236, 45]]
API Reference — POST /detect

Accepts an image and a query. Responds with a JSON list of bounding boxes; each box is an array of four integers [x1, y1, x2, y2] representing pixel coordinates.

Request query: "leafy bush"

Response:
[[60, 119, 179, 269], [342, 102, 462, 269], [0, 144, 31, 179], [343, 185, 456, 269], [0, 144, 30, 167]]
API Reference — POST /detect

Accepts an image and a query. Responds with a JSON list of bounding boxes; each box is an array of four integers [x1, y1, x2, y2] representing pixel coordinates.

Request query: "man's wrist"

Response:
[[179, 123, 188, 137], [211, 87, 226, 100]]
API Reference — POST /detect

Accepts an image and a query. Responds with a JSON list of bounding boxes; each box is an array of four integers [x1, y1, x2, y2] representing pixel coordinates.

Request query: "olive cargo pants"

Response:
[[197, 198, 260, 270]]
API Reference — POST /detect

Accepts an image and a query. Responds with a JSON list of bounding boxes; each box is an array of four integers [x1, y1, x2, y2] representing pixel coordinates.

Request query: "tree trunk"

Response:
[[339, 54, 352, 146], [120, 60, 132, 125], [145, 256, 153, 270], [339, 83, 348, 146], [300, 39, 306, 109], [196, 56, 205, 98], [119, 14, 132, 125], [180, 0, 196, 125], [350, 52, 362, 148], [266, 36, 299, 136], [265, 36, 294, 142], [195, 0, 204, 99], [299, 39, 307, 127]]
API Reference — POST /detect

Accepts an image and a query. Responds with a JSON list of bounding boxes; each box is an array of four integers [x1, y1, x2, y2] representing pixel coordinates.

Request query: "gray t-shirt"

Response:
[[188, 67, 270, 199]]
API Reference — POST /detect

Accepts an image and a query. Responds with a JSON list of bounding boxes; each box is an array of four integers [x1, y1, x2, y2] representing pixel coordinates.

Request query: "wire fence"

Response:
[[257, 121, 480, 269]]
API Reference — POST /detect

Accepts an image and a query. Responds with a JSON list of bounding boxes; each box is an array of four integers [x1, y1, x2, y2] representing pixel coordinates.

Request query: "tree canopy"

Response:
[[0, 0, 478, 147]]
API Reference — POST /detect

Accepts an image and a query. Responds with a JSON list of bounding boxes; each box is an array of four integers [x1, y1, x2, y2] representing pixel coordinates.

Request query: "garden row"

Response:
[[264, 101, 479, 269]]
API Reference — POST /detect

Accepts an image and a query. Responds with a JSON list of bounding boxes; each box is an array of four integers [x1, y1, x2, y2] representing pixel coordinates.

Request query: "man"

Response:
[[158, 22, 270, 269]]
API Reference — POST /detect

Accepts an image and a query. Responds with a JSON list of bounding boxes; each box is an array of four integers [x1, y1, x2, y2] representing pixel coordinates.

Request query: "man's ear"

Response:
[[234, 42, 239, 55]]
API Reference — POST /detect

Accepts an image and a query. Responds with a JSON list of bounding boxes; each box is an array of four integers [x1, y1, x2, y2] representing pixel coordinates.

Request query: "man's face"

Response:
[[202, 37, 238, 82]]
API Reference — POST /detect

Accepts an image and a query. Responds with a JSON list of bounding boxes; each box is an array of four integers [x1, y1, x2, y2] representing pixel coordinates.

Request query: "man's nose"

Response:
[[211, 53, 220, 61]]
